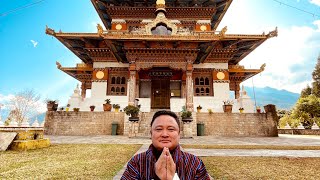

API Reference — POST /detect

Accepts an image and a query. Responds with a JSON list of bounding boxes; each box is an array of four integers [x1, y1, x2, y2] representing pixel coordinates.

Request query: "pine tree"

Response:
[[300, 84, 312, 98], [312, 55, 320, 97]]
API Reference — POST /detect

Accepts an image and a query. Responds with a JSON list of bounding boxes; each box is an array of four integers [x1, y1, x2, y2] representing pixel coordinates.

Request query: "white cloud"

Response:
[[219, 1, 320, 93], [30, 40, 38, 47], [310, 0, 320, 6], [241, 23, 320, 93]]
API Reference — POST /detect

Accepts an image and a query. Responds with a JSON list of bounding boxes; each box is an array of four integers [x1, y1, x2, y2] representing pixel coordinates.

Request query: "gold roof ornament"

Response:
[[97, 23, 103, 36], [219, 26, 227, 37], [156, 0, 165, 6], [260, 63, 266, 71], [156, 0, 166, 9], [45, 25, 55, 36]]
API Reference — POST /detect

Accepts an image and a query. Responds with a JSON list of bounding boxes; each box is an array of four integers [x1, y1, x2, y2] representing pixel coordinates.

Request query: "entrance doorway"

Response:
[[151, 79, 170, 109]]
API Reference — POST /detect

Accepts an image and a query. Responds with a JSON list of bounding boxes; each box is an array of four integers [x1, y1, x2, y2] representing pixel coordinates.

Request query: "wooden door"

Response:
[[151, 79, 170, 109]]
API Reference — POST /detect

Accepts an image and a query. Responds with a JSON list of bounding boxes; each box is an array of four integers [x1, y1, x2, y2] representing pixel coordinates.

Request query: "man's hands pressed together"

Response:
[[155, 147, 176, 180]]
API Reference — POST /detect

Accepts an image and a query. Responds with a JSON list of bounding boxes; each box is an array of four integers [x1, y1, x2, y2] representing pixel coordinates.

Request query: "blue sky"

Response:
[[1, 0, 320, 115]]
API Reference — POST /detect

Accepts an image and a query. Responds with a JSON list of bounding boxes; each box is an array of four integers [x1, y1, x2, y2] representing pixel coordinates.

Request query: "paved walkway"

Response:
[[45, 134, 320, 179], [46, 134, 320, 146]]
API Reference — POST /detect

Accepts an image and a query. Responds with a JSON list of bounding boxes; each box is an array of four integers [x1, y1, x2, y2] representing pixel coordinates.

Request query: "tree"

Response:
[[291, 95, 320, 129], [312, 55, 320, 97], [6, 89, 41, 124], [300, 85, 312, 98]]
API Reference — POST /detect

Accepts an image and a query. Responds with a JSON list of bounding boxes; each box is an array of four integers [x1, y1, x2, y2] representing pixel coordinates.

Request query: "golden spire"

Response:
[[156, 0, 165, 6], [156, 0, 165, 9]]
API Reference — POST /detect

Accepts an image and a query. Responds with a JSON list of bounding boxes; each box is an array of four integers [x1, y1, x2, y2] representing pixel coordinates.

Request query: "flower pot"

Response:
[[129, 117, 139, 122], [197, 109, 201, 113], [182, 117, 193, 123], [103, 104, 112, 111], [66, 107, 69, 112], [115, 108, 119, 113], [239, 109, 244, 113], [256, 109, 261, 113], [90, 106, 95, 111], [223, 105, 233, 113]]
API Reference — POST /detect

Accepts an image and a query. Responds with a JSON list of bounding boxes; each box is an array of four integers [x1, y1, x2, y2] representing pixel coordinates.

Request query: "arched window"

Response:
[[121, 77, 126, 84], [193, 74, 212, 96], [195, 78, 199, 85], [205, 78, 209, 85], [108, 71, 128, 96]]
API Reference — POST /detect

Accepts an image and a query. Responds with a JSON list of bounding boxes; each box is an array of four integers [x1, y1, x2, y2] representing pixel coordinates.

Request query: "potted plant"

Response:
[[113, 104, 120, 112], [66, 104, 70, 112], [181, 106, 193, 122], [90, 105, 95, 111], [239, 107, 244, 113], [103, 99, 112, 111], [207, 109, 213, 114], [256, 106, 261, 113], [181, 111, 193, 122], [123, 105, 140, 122], [46, 99, 58, 111], [222, 100, 233, 113], [196, 105, 202, 113], [73, 107, 80, 112]]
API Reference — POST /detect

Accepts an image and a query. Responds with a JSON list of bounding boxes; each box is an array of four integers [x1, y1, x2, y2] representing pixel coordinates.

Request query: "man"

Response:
[[121, 110, 210, 180]]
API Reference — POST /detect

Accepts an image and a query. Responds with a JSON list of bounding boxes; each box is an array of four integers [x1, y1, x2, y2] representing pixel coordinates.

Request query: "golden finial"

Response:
[[260, 63, 266, 71], [56, 61, 62, 69], [219, 26, 227, 37], [156, 0, 165, 6], [97, 23, 103, 36]]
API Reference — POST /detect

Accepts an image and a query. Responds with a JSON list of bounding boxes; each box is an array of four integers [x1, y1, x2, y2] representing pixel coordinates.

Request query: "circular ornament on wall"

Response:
[[116, 24, 123, 30], [200, 25, 207, 31], [217, 72, 225, 80], [96, 71, 105, 79]]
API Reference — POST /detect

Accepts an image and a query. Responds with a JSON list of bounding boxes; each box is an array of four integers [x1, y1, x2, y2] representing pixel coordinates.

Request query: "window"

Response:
[[108, 74, 127, 95], [194, 75, 212, 96]]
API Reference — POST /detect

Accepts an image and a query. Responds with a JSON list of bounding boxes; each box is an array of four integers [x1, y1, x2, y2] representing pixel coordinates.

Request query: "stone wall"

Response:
[[196, 112, 278, 137], [44, 111, 278, 137], [44, 112, 124, 135], [278, 129, 320, 135]]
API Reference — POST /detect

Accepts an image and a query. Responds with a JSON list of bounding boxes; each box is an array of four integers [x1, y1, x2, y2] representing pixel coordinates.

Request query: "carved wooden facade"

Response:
[[47, 0, 276, 109]]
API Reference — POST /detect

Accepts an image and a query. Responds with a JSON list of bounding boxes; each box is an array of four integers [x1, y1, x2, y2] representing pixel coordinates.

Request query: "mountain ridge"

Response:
[[243, 86, 299, 110]]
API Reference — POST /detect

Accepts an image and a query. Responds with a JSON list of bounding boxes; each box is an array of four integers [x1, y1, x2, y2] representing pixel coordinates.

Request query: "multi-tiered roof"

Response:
[[46, 0, 277, 92]]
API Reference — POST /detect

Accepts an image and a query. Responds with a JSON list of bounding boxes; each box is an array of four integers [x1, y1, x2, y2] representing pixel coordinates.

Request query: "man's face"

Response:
[[151, 115, 180, 151]]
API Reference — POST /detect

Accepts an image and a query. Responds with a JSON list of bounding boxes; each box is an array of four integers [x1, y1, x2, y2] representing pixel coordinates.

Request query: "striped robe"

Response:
[[121, 144, 210, 180]]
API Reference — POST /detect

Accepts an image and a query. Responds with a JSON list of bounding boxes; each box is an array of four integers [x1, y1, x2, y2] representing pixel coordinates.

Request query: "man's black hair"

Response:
[[151, 110, 180, 129]]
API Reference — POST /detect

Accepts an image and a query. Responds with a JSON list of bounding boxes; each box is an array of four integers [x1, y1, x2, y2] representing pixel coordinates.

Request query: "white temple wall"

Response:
[[170, 98, 186, 112], [91, 82, 107, 99], [137, 98, 151, 112]]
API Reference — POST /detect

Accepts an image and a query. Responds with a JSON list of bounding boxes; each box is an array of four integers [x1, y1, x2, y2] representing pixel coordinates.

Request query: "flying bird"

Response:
[[30, 40, 38, 47]]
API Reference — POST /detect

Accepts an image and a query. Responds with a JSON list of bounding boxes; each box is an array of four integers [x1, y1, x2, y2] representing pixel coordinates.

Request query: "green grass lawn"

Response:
[[1, 144, 320, 179], [202, 156, 320, 180], [181, 144, 320, 150], [0, 144, 141, 179]]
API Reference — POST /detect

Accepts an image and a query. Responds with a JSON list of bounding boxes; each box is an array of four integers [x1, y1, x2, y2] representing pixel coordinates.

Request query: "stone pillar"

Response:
[[186, 71, 193, 111], [182, 122, 193, 138], [128, 121, 139, 138], [128, 70, 136, 106]]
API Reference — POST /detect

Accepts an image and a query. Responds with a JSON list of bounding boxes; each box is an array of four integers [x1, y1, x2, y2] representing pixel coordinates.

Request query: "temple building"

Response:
[[46, 0, 277, 113]]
